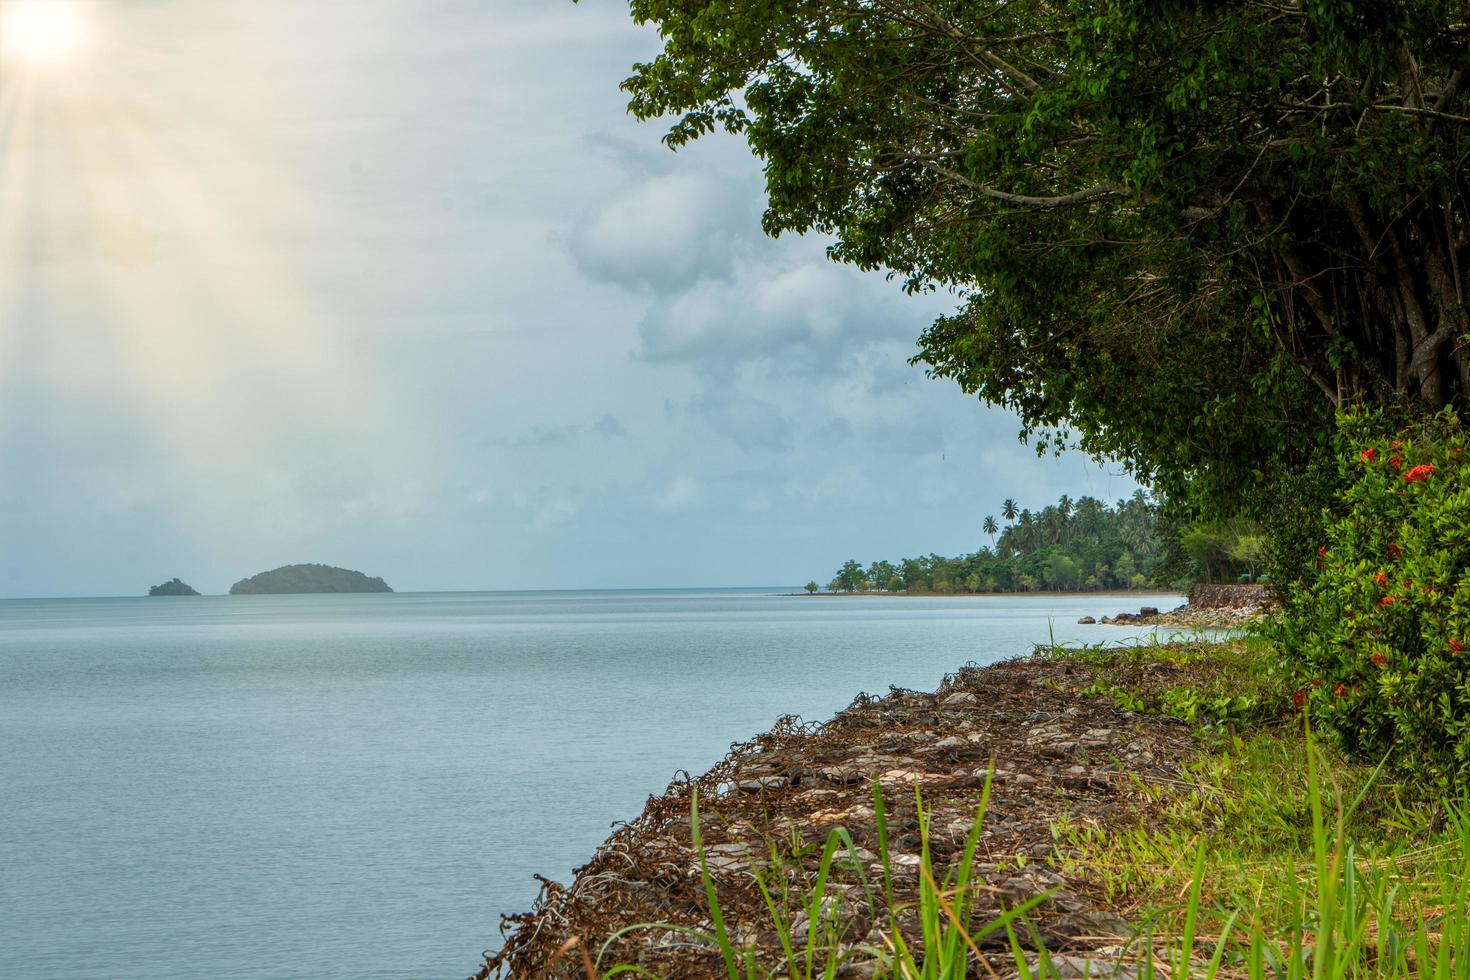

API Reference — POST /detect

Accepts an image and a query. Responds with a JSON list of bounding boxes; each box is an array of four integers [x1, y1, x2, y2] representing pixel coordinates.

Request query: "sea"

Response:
[[0, 588, 1185, 979]]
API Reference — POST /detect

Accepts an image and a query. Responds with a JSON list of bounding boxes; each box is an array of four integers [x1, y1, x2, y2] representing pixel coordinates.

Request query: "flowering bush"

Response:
[[1271, 410, 1470, 784]]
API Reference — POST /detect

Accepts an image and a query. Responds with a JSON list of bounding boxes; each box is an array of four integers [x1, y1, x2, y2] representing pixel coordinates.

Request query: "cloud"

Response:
[[492, 415, 629, 448], [687, 391, 793, 453], [655, 475, 701, 511], [591, 414, 627, 438], [567, 171, 758, 293]]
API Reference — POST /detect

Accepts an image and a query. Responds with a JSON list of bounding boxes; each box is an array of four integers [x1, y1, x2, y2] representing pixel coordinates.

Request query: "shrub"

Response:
[[1271, 409, 1470, 784]]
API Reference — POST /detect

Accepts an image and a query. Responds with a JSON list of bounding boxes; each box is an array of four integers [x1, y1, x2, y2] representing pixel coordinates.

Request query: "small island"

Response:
[[148, 578, 201, 596], [228, 563, 392, 595]]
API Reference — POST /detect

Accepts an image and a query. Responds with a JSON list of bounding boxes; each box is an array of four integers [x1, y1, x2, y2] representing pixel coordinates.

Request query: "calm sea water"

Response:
[[0, 589, 1183, 979]]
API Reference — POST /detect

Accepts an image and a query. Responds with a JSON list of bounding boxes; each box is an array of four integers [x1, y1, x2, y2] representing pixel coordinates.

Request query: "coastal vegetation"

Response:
[[228, 563, 392, 595], [147, 578, 200, 597], [820, 492, 1164, 593], [620, 0, 1470, 794]]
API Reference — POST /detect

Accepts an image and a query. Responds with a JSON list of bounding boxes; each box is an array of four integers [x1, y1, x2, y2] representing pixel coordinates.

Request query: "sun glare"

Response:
[[1, 0, 87, 66]]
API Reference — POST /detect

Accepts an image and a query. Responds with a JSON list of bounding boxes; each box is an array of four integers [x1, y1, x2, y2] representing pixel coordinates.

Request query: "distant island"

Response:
[[148, 578, 201, 596], [229, 563, 392, 595], [812, 492, 1172, 594]]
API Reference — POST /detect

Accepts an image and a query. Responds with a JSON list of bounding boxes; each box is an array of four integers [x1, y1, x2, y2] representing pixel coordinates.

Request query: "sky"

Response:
[[0, 0, 1140, 597]]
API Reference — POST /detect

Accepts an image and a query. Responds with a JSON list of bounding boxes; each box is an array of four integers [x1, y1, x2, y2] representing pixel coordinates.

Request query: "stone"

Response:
[[878, 768, 927, 785], [932, 735, 968, 749], [1139, 606, 1160, 616], [738, 775, 789, 792], [1047, 909, 1134, 942], [1044, 954, 1139, 979], [818, 766, 863, 785], [939, 692, 978, 707], [1040, 740, 1079, 759], [1077, 616, 1096, 624]]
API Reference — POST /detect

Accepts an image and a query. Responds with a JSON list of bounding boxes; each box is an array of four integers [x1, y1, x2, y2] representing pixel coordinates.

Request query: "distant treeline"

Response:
[[814, 492, 1163, 594]]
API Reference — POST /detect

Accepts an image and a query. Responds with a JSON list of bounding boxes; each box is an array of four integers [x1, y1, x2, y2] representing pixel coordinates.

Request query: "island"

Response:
[[148, 578, 201, 596], [228, 563, 392, 595]]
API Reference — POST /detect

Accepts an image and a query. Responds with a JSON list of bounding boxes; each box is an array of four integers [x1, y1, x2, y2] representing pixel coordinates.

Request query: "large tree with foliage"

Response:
[[618, 0, 1470, 513]]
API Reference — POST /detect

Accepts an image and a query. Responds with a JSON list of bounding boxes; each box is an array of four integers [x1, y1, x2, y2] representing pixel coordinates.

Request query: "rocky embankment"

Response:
[[1085, 583, 1270, 629], [475, 655, 1203, 979]]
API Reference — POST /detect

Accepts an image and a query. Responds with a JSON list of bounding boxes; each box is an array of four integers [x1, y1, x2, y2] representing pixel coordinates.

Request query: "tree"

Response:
[[1001, 499, 1018, 523], [804, 581, 819, 595], [619, 0, 1469, 514], [982, 515, 999, 549], [835, 559, 866, 593], [1229, 535, 1266, 583], [867, 560, 898, 591]]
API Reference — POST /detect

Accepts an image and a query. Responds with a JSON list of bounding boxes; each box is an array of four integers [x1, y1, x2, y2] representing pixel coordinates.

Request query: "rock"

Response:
[[1139, 606, 1160, 616], [737, 775, 789, 792], [1047, 909, 1134, 942], [932, 735, 968, 750], [1077, 615, 1096, 624], [878, 768, 927, 786], [939, 692, 978, 707], [818, 766, 863, 785], [1039, 740, 1079, 759], [1043, 954, 1139, 979]]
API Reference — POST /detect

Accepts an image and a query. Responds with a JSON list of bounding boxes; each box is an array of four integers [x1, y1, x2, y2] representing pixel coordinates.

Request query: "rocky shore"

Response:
[[475, 653, 1211, 979], [1084, 583, 1269, 629]]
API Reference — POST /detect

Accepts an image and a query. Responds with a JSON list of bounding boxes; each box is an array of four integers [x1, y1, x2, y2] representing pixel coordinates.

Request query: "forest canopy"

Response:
[[821, 492, 1173, 593], [620, 0, 1470, 519]]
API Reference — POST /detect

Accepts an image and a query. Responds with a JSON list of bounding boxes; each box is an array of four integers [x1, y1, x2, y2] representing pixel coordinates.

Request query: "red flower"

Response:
[[1388, 542, 1403, 558], [1381, 595, 1397, 605], [1318, 545, 1329, 557], [1374, 571, 1389, 588], [1291, 690, 1307, 709], [1360, 448, 1377, 462], [1404, 464, 1436, 483], [1333, 683, 1346, 697], [1451, 639, 1466, 654], [1390, 456, 1404, 471], [1371, 652, 1388, 667]]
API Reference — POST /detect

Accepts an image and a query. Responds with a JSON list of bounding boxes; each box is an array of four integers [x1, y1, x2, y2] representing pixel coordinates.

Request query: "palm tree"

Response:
[[982, 515, 999, 549], [1015, 510, 1035, 552], [1001, 498, 1018, 522]]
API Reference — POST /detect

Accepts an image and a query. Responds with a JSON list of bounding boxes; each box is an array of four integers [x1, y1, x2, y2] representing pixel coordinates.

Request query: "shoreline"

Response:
[[476, 644, 1209, 978], [782, 589, 1183, 599]]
